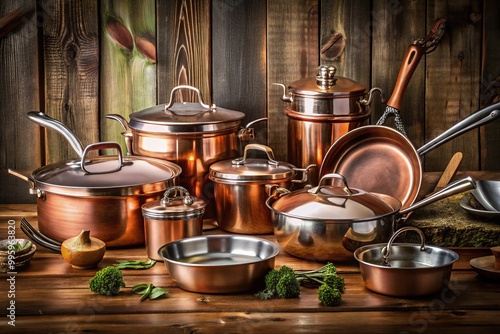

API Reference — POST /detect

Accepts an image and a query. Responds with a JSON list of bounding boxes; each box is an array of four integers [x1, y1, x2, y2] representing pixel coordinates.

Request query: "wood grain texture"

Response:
[[157, 0, 211, 104], [1, 0, 500, 205], [320, 0, 371, 90], [3, 310, 500, 334], [42, 0, 99, 163], [211, 0, 268, 142], [100, 0, 156, 151], [267, 0, 319, 161], [371, 0, 426, 146], [0, 0, 40, 204], [480, 0, 500, 171], [423, 0, 483, 172], [0, 202, 498, 333]]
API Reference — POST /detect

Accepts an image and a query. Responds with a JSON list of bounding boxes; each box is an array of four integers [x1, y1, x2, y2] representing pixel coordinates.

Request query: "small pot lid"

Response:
[[268, 173, 400, 221], [287, 66, 367, 98], [209, 144, 296, 182], [32, 150, 182, 196], [142, 186, 206, 219], [128, 85, 245, 133]]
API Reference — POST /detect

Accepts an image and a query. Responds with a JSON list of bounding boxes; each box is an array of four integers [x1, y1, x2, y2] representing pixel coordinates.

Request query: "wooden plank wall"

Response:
[[1, 0, 499, 204]]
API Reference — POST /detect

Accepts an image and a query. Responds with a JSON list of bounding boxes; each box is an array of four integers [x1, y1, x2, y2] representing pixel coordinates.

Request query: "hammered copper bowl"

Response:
[[158, 235, 279, 293]]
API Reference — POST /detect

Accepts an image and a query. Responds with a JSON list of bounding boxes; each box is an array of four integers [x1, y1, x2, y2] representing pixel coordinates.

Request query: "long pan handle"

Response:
[[417, 102, 500, 156], [27, 111, 85, 158]]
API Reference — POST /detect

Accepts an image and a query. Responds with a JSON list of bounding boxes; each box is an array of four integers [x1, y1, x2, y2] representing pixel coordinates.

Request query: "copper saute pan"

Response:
[[9, 112, 182, 247], [319, 102, 500, 210], [266, 173, 475, 262]]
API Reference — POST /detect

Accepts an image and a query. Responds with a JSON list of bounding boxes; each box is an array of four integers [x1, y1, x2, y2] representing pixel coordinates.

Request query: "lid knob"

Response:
[[316, 65, 337, 89]]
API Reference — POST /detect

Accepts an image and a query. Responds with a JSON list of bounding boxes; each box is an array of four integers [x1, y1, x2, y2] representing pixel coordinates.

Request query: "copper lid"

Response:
[[269, 173, 401, 221], [288, 65, 367, 98]]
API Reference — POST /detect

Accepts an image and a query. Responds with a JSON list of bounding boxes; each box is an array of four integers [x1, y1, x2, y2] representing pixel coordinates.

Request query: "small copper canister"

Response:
[[141, 186, 206, 261]]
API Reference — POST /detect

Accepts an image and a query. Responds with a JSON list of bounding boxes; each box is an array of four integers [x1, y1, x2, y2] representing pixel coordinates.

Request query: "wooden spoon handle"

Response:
[[434, 152, 463, 192]]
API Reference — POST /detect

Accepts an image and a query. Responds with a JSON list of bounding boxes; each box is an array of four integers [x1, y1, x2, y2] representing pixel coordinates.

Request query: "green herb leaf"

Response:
[[131, 283, 150, 294], [114, 259, 156, 269], [149, 287, 168, 300], [140, 284, 153, 301]]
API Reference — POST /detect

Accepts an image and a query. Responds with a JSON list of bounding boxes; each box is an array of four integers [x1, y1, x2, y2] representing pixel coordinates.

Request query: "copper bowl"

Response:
[[158, 235, 279, 293]]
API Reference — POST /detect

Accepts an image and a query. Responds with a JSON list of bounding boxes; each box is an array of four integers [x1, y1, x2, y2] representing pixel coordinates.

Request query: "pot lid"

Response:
[[287, 66, 367, 98], [32, 149, 182, 196], [209, 144, 296, 182], [142, 186, 206, 219], [269, 173, 401, 221], [128, 85, 245, 133]]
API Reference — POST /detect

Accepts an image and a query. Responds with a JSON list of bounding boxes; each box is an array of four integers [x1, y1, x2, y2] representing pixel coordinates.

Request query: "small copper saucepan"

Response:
[[354, 226, 459, 297]]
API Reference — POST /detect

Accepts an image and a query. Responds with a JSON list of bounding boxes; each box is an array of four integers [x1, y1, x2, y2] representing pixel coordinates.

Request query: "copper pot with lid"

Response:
[[9, 112, 182, 248], [275, 66, 381, 185], [107, 85, 263, 221]]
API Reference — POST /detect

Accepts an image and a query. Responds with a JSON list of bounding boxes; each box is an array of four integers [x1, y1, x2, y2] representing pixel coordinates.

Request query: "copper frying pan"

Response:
[[318, 102, 500, 209]]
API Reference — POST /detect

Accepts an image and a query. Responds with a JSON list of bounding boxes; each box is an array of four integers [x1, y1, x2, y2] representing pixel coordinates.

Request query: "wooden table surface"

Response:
[[1, 172, 499, 333]]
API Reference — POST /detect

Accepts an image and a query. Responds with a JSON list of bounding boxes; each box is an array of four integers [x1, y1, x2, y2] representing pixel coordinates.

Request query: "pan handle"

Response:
[[400, 176, 476, 216], [27, 111, 85, 158], [417, 103, 500, 156]]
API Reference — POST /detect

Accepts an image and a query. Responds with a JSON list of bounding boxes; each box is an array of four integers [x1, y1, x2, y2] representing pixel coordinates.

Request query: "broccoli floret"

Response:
[[264, 269, 281, 292], [276, 272, 300, 298], [89, 266, 126, 296], [323, 273, 345, 292], [256, 266, 300, 299], [319, 263, 337, 275], [256, 262, 345, 305], [318, 284, 342, 306]]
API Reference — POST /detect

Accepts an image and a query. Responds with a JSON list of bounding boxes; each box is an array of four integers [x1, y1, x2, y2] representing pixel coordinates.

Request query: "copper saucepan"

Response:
[[354, 226, 459, 297], [319, 102, 500, 210], [9, 112, 182, 247]]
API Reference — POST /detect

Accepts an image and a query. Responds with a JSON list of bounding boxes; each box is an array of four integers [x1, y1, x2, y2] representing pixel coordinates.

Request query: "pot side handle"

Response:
[[105, 114, 134, 155], [7, 169, 39, 196]]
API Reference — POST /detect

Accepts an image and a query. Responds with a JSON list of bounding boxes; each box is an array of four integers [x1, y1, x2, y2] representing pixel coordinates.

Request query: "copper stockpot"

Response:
[[208, 144, 313, 234], [107, 85, 261, 220], [275, 66, 380, 185], [9, 112, 182, 248], [142, 186, 206, 261]]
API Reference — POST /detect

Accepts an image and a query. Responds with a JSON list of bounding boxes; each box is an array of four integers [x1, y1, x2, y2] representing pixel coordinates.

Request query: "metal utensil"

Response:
[[376, 17, 446, 136], [20, 218, 61, 253]]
